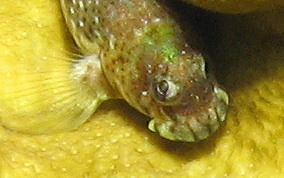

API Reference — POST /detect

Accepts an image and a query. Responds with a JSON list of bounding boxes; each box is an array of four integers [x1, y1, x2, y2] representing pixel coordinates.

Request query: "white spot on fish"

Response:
[[141, 19, 148, 25], [70, 7, 75, 14], [94, 16, 99, 24], [109, 34, 115, 49], [194, 95, 200, 101], [146, 64, 153, 74], [158, 64, 164, 68], [141, 91, 148, 96], [78, 0, 84, 9], [79, 20, 84, 27], [153, 18, 161, 23]]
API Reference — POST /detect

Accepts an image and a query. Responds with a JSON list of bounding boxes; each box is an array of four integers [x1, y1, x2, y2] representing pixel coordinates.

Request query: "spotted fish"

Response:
[[60, 0, 229, 142], [0, 0, 228, 142]]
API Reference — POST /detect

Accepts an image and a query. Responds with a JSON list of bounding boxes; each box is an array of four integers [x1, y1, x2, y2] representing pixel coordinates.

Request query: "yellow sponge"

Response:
[[0, 0, 283, 177]]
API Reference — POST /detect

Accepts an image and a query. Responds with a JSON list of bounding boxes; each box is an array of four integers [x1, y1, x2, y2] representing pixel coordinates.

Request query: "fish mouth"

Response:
[[148, 87, 229, 142]]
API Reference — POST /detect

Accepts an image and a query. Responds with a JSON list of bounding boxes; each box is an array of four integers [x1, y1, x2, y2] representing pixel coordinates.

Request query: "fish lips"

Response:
[[148, 86, 229, 142]]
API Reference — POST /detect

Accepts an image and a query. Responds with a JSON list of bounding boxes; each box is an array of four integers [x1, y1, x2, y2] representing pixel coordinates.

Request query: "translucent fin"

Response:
[[0, 53, 112, 134]]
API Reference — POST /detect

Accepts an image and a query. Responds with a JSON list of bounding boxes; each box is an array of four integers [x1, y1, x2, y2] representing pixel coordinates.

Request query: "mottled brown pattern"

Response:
[[60, 0, 229, 142]]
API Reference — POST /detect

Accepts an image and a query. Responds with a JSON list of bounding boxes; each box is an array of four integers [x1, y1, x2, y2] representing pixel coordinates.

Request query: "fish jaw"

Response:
[[148, 86, 229, 142]]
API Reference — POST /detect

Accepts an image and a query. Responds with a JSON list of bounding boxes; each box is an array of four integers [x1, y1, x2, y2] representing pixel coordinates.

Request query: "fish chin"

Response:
[[148, 87, 229, 142]]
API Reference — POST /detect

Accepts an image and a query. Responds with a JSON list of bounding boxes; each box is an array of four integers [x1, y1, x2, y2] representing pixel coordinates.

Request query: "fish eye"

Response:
[[156, 80, 169, 99], [153, 77, 180, 103]]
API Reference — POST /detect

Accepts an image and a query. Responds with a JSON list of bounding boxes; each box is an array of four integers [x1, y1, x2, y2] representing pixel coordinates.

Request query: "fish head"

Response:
[[130, 23, 229, 142], [109, 22, 230, 142], [143, 50, 229, 142]]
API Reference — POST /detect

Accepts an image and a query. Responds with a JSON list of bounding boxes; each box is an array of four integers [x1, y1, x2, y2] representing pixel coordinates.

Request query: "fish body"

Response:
[[60, 0, 229, 142]]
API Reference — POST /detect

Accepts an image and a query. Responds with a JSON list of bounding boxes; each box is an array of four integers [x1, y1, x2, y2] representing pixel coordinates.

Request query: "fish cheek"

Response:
[[126, 60, 153, 115]]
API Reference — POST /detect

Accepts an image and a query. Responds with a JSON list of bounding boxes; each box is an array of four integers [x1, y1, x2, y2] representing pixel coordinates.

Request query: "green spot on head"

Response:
[[161, 44, 179, 62], [140, 22, 180, 63]]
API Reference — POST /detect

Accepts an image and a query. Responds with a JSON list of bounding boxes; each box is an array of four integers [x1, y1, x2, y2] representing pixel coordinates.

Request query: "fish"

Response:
[[60, 0, 229, 142], [0, 0, 228, 142]]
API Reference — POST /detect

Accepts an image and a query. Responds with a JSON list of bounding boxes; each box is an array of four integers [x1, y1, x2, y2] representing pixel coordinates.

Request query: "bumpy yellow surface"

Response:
[[0, 1, 283, 177]]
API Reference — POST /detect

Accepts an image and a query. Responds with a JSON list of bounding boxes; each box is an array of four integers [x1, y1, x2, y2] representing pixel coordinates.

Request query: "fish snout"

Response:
[[148, 86, 229, 142]]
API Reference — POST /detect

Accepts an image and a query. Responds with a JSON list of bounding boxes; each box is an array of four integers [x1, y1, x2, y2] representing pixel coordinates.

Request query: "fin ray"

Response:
[[0, 54, 111, 134]]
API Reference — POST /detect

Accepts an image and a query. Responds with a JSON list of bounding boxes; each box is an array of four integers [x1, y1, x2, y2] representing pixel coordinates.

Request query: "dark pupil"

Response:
[[157, 80, 169, 97]]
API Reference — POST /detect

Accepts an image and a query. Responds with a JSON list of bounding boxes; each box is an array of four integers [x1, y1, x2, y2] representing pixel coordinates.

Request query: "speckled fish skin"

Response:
[[60, 0, 229, 142]]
